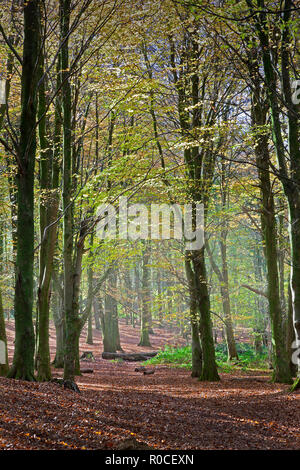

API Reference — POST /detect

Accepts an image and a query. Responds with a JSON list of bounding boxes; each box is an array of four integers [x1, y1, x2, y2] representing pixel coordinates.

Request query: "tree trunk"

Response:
[[193, 249, 219, 381], [251, 0, 299, 388], [138, 243, 152, 347], [52, 268, 65, 368], [170, 30, 219, 381], [53, 317, 65, 368], [206, 239, 238, 361], [156, 269, 163, 327], [85, 243, 94, 345], [0, 289, 8, 376], [103, 271, 119, 352], [185, 252, 202, 377], [36, 42, 61, 381], [61, 0, 76, 382], [250, 64, 292, 383], [8, 0, 40, 381], [289, 206, 300, 383], [134, 265, 141, 328], [0, 224, 8, 376], [287, 282, 297, 377], [86, 311, 93, 345], [93, 297, 102, 331]]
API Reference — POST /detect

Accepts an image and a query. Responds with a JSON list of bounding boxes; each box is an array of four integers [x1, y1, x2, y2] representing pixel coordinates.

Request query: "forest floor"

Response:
[[0, 320, 299, 450]]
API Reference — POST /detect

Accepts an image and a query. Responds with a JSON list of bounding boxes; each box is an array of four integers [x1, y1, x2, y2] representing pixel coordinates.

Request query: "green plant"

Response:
[[144, 342, 269, 372]]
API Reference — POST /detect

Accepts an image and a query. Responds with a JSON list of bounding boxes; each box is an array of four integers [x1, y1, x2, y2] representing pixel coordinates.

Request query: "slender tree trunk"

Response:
[[252, 245, 269, 353], [86, 312, 93, 345], [0, 225, 8, 376], [277, 207, 287, 324], [156, 269, 163, 327], [36, 36, 61, 381], [134, 265, 142, 328], [219, 163, 238, 361], [61, 0, 77, 382], [287, 282, 297, 377], [53, 316, 65, 368], [138, 243, 152, 347], [86, 237, 94, 345], [52, 268, 65, 368], [93, 297, 102, 331], [206, 240, 238, 361], [220, 225, 238, 358], [103, 271, 120, 352], [103, 295, 117, 353], [0, 288, 8, 376], [60, 0, 89, 379]]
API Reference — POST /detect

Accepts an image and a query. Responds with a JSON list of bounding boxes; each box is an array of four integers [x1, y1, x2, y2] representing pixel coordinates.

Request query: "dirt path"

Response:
[[0, 321, 299, 450]]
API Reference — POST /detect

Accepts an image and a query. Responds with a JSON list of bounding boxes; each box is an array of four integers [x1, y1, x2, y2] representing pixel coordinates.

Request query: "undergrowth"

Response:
[[144, 343, 269, 372]]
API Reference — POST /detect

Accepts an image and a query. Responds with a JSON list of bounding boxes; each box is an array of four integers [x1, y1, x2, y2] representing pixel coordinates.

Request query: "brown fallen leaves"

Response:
[[0, 320, 299, 450]]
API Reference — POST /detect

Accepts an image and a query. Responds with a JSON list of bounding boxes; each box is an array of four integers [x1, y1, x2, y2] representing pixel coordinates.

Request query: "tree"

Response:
[[206, 160, 239, 361], [138, 242, 152, 347], [36, 8, 62, 380], [168, 16, 224, 381], [246, 0, 300, 388], [249, 47, 292, 383], [8, 0, 40, 381], [0, 223, 8, 376]]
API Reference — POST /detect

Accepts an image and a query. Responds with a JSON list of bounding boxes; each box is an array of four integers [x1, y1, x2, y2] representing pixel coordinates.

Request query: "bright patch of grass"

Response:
[[143, 345, 191, 368], [144, 342, 269, 372]]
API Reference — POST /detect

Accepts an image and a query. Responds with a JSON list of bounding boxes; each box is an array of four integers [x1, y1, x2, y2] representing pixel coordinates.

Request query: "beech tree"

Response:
[[245, 0, 300, 388], [8, 0, 40, 381]]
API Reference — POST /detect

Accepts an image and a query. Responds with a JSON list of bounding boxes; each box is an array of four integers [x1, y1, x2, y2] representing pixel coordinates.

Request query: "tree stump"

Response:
[[51, 378, 80, 393], [80, 351, 95, 362]]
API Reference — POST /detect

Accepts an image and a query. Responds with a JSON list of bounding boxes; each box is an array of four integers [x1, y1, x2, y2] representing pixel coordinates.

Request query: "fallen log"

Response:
[[134, 366, 155, 375], [102, 351, 158, 362], [143, 369, 155, 375]]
